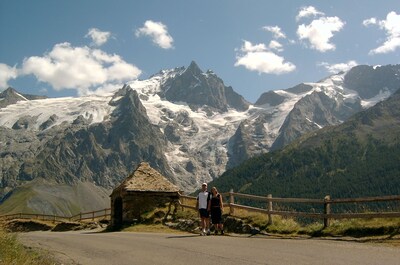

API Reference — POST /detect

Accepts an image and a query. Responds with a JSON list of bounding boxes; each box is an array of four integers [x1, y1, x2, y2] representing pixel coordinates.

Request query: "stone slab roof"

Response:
[[114, 162, 180, 193]]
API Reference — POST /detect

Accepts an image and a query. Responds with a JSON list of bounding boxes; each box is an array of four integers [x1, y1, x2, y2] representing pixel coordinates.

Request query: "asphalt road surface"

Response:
[[19, 231, 400, 265]]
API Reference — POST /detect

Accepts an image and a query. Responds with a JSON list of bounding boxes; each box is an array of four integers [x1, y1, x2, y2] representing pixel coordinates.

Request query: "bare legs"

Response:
[[213, 223, 224, 235], [200, 216, 210, 235]]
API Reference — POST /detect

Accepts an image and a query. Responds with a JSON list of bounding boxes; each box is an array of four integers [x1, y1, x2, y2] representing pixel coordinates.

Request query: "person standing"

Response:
[[196, 182, 211, 235], [208, 186, 224, 235]]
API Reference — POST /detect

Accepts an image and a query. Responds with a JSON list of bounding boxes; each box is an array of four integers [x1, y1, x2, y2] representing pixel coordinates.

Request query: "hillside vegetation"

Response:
[[0, 225, 56, 264], [210, 89, 400, 202], [123, 205, 400, 244], [0, 179, 111, 215]]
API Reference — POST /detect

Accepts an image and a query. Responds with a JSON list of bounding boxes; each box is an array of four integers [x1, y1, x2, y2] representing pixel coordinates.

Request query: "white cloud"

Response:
[[364, 11, 400, 55], [296, 6, 325, 21], [362, 18, 377, 27], [241, 41, 267, 52], [319, 60, 358, 74], [234, 41, 295, 75], [269, 40, 283, 52], [86, 83, 123, 96], [263, 26, 286, 39], [85, 28, 111, 47], [0, 63, 18, 90], [39, 88, 48, 94], [21, 42, 141, 95], [297, 16, 345, 52], [135, 20, 174, 49]]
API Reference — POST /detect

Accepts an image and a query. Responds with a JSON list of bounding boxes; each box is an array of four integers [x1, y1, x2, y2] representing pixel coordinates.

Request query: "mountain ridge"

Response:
[[1, 62, 400, 215], [208, 87, 400, 199], [0, 87, 47, 108]]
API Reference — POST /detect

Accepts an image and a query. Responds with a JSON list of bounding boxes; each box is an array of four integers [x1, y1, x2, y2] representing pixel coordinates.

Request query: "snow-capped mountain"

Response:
[[0, 62, 399, 215], [271, 65, 400, 150], [0, 87, 46, 108]]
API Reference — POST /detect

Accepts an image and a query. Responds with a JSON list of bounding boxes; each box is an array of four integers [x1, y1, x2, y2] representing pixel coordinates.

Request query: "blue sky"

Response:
[[1, 0, 399, 103]]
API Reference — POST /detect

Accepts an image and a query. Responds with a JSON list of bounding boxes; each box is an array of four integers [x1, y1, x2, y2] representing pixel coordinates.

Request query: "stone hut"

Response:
[[110, 162, 181, 227]]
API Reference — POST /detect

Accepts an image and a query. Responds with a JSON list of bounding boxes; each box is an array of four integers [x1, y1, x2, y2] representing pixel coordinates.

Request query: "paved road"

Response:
[[19, 231, 400, 265]]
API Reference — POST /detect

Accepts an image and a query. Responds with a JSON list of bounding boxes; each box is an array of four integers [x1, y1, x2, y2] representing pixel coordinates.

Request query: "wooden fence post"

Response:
[[324, 195, 331, 228], [229, 189, 234, 215], [267, 194, 273, 225]]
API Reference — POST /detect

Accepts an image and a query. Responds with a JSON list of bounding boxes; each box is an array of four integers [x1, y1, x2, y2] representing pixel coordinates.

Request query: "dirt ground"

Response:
[[0, 218, 106, 232]]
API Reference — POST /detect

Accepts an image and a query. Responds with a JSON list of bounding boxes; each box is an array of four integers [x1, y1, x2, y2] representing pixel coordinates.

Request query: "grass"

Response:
[[175, 196, 400, 241], [230, 209, 303, 234], [0, 186, 36, 215], [0, 218, 105, 264], [0, 224, 57, 265], [196, 207, 399, 241], [175, 207, 198, 220], [309, 218, 400, 238], [229, 208, 400, 241], [121, 203, 400, 243]]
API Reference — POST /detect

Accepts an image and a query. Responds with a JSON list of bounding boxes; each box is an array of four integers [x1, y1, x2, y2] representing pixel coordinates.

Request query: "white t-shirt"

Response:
[[197, 191, 209, 209]]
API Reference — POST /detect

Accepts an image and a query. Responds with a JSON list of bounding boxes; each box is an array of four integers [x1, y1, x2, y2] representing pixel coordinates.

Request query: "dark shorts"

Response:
[[199, 208, 209, 218], [211, 207, 222, 224]]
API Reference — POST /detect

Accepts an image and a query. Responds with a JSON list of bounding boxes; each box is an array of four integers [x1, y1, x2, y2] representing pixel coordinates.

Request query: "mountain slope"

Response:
[[1, 62, 400, 215], [0, 86, 172, 214], [0, 179, 110, 216], [0, 87, 47, 108], [270, 65, 400, 150], [28, 86, 172, 186], [209, 88, 400, 199]]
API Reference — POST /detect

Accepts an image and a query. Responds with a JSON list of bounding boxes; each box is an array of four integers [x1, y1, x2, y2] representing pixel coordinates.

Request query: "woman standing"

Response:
[[208, 186, 224, 235]]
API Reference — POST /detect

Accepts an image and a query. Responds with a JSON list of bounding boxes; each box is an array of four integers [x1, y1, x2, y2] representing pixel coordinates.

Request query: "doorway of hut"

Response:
[[113, 196, 123, 227]]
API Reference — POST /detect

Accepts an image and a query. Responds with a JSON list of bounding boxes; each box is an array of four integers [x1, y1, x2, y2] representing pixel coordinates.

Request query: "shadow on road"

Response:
[[167, 234, 202, 239]]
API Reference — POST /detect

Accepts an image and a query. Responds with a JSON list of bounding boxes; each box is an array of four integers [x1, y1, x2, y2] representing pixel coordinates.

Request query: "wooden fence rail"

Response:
[[0, 213, 71, 222], [2, 193, 400, 228], [0, 208, 111, 223], [70, 208, 112, 222], [179, 191, 400, 227]]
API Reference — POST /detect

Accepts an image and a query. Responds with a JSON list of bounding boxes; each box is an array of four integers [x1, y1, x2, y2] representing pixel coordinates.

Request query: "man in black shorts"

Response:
[[196, 183, 210, 235]]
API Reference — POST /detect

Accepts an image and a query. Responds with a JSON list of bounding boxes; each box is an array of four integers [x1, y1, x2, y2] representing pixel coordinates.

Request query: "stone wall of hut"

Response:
[[111, 190, 179, 226]]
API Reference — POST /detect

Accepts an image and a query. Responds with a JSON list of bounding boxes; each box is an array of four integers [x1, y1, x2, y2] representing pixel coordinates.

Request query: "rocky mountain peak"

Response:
[[1, 87, 20, 96], [0, 87, 47, 109], [109, 85, 150, 126], [186, 60, 202, 76], [0, 87, 28, 108], [344, 65, 400, 99], [255, 91, 286, 106], [161, 61, 249, 112]]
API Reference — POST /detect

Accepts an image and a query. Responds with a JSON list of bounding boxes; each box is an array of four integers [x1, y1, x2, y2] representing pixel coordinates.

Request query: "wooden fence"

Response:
[[2, 192, 400, 227], [179, 190, 400, 227], [0, 208, 111, 223], [70, 208, 111, 222]]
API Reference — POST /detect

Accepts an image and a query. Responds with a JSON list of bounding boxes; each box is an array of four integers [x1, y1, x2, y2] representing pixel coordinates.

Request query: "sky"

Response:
[[0, 0, 400, 103]]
